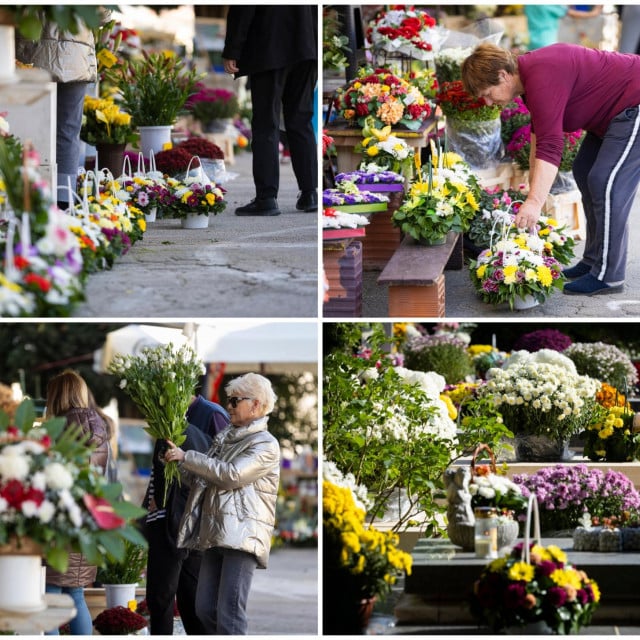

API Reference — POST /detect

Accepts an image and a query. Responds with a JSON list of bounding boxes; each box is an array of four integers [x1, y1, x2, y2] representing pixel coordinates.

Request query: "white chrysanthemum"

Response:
[[323, 460, 373, 511], [38, 500, 56, 523], [394, 367, 446, 399], [21, 500, 40, 517], [31, 471, 47, 492], [44, 462, 74, 490], [0, 496, 7, 513], [67, 502, 83, 528], [0, 451, 31, 480], [20, 441, 45, 456]]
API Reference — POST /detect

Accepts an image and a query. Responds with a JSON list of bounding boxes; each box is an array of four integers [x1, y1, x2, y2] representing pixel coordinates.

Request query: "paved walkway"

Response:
[[72, 151, 318, 318], [363, 189, 640, 318]]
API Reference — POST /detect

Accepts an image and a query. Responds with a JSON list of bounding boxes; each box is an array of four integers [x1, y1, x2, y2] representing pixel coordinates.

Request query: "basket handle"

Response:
[[470, 443, 497, 475], [522, 493, 541, 563]]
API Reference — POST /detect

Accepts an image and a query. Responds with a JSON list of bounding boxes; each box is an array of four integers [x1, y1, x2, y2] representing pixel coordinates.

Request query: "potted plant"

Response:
[[186, 85, 239, 133], [104, 50, 201, 158], [0, 398, 147, 612], [581, 382, 639, 462], [512, 465, 640, 535], [392, 151, 480, 245], [80, 95, 136, 178], [479, 349, 601, 461], [470, 541, 600, 634], [403, 332, 474, 384], [354, 116, 414, 176], [563, 341, 639, 390], [93, 603, 148, 635], [323, 474, 413, 634], [96, 539, 148, 609]]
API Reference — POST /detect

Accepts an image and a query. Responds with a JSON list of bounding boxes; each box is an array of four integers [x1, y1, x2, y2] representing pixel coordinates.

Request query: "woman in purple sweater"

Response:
[[462, 42, 640, 295]]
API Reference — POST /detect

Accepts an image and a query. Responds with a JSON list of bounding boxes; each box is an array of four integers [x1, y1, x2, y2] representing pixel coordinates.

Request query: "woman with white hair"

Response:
[[164, 373, 281, 635]]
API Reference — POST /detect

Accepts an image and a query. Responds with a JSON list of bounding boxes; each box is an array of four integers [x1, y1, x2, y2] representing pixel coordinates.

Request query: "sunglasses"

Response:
[[228, 396, 252, 408]]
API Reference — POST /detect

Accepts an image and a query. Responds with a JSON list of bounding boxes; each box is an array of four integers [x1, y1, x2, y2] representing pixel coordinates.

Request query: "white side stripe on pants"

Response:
[[600, 107, 640, 281]]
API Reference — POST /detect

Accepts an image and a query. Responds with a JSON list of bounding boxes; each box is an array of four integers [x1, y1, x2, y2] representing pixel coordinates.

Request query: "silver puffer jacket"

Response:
[[15, 22, 97, 83], [176, 417, 280, 569]]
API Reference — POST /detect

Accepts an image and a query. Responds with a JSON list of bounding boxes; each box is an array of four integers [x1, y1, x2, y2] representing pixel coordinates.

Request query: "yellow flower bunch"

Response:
[[323, 480, 412, 600], [81, 95, 135, 146]]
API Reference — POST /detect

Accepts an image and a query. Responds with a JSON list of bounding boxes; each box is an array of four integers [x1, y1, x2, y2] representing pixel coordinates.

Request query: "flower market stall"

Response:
[[323, 321, 640, 633]]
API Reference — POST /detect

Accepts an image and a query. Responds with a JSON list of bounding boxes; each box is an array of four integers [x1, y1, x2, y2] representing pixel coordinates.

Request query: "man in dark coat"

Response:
[[222, 5, 318, 216], [144, 398, 230, 634]]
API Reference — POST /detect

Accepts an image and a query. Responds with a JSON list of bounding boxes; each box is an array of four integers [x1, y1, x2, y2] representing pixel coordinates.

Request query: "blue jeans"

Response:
[[56, 81, 90, 204], [45, 584, 93, 635], [195, 547, 257, 634]]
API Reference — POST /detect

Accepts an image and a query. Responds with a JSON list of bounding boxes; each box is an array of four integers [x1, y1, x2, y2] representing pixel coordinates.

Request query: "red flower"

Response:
[[13, 256, 29, 270], [1, 479, 27, 509], [83, 495, 125, 530], [7, 426, 19, 438], [23, 273, 52, 293], [356, 103, 369, 117]]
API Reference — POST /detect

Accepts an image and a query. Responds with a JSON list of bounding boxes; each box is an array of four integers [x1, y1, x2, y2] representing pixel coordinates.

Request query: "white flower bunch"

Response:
[[502, 348, 577, 374], [469, 473, 522, 502], [322, 210, 370, 229], [322, 460, 372, 511], [564, 341, 638, 389], [435, 47, 475, 68]]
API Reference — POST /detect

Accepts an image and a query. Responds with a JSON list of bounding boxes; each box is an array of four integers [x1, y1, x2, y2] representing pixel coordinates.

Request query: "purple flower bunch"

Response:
[[513, 328, 573, 353], [512, 464, 640, 532], [186, 85, 239, 122], [335, 170, 404, 184], [322, 189, 389, 206]]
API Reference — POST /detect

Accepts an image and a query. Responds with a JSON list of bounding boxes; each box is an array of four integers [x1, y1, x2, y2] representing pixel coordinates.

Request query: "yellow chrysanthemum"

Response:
[[536, 265, 553, 287], [503, 264, 518, 285], [508, 561, 535, 582]]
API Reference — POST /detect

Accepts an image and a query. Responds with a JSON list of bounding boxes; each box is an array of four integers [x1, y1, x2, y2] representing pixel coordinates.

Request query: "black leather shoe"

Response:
[[235, 197, 281, 216], [296, 190, 318, 212]]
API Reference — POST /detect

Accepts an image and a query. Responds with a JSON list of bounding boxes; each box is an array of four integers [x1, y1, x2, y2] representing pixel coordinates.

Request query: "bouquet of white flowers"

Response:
[[108, 342, 206, 494]]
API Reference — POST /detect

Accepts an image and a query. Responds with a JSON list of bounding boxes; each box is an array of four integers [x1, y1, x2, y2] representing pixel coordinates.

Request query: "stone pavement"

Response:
[[362, 189, 640, 318], [72, 150, 318, 318]]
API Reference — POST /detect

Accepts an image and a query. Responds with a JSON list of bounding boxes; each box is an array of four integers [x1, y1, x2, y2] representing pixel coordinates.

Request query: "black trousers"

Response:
[[145, 519, 205, 635], [249, 58, 318, 199]]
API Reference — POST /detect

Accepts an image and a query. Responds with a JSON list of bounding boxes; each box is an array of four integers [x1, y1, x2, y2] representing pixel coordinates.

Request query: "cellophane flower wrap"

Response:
[[392, 151, 480, 243], [0, 398, 147, 573], [366, 6, 446, 61], [108, 343, 206, 493], [470, 542, 600, 634], [323, 476, 412, 600], [480, 349, 601, 443], [334, 67, 432, 130]]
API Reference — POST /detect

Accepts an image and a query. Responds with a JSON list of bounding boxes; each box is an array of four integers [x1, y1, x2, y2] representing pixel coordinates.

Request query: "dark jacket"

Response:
[[222, 5, 317, 77], [185, 395, 230, 438], [46, 407, 110, 588]]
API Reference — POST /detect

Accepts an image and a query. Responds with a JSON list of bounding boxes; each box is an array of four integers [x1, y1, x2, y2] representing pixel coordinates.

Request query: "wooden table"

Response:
[[0, 593, 76, 634]]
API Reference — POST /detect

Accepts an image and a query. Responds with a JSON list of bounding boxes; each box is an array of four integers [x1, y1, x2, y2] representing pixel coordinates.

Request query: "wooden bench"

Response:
[[377, 232, 464, 317]]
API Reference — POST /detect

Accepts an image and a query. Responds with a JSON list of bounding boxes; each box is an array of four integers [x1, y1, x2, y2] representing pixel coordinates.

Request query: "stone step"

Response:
[[397, 537, 640, 627]]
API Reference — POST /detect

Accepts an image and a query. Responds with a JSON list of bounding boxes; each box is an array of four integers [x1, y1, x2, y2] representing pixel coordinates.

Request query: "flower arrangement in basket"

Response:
[[582, 382, 640, 462], [355, 117, 414, 175], [80, 96, 136, 146], [392, 147, 480, 244], [366, 6, 445, 61], [0, 398, 147, 572], [107, 342, 206, 496], [469, 219, 566, 310], [470, 496, 601, 634], [445, 444, 526, 551], [93, 603, 148, 635], [333, 67, 432, 130], [186, 84, 239, 127]]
